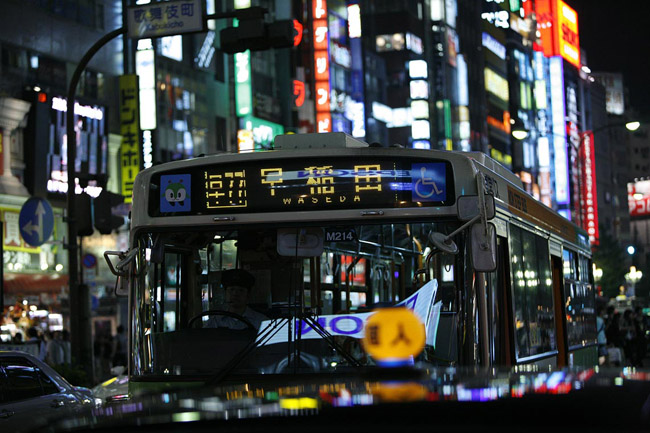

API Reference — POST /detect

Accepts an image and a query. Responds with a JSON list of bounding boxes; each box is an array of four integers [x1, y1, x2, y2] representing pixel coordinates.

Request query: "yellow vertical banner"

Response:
[[119, 75, 141, 204]]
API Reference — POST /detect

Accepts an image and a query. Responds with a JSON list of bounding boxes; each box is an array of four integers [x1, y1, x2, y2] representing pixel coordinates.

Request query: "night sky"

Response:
[[567, 0, 650, 117]]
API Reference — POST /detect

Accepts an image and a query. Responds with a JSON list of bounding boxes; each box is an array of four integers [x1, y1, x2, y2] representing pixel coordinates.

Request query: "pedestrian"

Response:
[[12, 332, 23, 344], [26, 327, 47, 361], [112, 325, 128, 367], [596, 305, 608, 366], [45, 331, 65, 366], [634, 306, 647, 367], [605, 309, 624, 367], [621, 309, 637, 366], [61, 329, 71, 364]]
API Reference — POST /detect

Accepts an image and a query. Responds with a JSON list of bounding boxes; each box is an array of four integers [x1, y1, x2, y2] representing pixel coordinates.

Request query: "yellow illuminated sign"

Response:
[[152, 157, 453, 217], [119, 75, 141, 204], [354, 165, 382, 192], [556, 0, 580, 69], [2, 209, 40, 253], [362, 307, 425, 362], [205, 170, 247, 208]]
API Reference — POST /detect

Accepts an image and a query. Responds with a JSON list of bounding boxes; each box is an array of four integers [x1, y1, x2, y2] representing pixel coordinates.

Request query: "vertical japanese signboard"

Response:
[[234, 0, 252, 119], [313, 0, 331, 133], [580, 132, 599, 245], [119, 75, 141, 204]]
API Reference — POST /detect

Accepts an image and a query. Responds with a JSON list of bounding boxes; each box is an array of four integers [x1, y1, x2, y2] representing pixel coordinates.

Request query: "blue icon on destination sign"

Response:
[[411, 163, 446, 202], [161, 174, 191, 212]]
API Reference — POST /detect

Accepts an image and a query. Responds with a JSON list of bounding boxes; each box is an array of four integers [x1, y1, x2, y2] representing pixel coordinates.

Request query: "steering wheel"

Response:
[[188, 309, 256, 331], [266, 352, 322, 373]]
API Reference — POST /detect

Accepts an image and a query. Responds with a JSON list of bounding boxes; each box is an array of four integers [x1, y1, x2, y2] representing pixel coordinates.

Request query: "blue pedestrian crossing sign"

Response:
[[19, 197, 54, 247]]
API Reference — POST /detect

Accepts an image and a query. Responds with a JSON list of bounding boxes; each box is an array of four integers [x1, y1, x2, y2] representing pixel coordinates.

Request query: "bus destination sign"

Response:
[[149, 157, 454, 217]]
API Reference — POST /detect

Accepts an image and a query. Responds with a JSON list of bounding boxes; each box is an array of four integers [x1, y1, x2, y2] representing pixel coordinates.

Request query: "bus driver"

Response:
[[207, 269, 268, 330]]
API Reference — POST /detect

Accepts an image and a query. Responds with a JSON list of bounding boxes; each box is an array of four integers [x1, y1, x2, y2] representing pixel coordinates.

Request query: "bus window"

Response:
[[131, 222, 460, 376], [510, 225, 556, 361], [564, 250, 597, 348]]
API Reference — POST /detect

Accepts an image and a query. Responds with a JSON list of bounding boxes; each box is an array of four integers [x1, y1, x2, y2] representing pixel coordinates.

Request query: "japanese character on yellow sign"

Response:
[[362, 307, 425, 363]]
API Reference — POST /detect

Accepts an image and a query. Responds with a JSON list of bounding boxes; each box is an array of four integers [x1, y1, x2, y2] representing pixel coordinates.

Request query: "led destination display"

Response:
[[149, 157, 454, 216]]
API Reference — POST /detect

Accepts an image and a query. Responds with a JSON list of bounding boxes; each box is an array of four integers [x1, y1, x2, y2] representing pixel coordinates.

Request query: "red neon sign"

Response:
[[580, 132, 599, 245], [293, 80, 305, 107], [535, 0, 580, 69], [312, 0, 330, 132], [628, 180, 650, 217], [293, 20, 303, 46]]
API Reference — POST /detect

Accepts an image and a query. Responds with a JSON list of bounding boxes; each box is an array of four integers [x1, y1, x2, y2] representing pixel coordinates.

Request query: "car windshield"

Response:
[[131, 221, 465, 379]]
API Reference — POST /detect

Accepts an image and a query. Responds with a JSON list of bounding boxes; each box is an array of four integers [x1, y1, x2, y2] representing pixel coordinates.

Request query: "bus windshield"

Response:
[[131, 220, 465, 379]]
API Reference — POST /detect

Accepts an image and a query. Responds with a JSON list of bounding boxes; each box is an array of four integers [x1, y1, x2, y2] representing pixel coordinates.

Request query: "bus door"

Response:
[[487, 235, 513, 366], [551, 251, 568, 367]]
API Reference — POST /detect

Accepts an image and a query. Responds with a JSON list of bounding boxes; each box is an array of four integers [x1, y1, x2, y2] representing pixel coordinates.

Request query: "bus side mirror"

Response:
[[471, 222, 497, 272], [115, 275, 129, 297]]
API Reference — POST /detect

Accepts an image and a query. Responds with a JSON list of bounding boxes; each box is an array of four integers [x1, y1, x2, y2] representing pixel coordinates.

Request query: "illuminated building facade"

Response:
[[0, 0, 125, 330]]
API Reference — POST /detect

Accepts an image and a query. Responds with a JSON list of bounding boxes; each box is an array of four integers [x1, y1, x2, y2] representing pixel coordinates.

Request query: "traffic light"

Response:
[[76, 193, 94, 237], [93, 190, 125, 235], [220, 8, 297, 54]]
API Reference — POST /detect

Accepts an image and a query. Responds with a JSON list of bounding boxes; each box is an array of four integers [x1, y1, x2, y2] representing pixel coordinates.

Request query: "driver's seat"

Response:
[[151, 328, 257, 375]]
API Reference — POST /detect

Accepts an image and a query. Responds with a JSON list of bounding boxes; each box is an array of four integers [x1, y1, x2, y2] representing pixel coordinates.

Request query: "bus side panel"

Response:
[[552, 255, 568, 367]]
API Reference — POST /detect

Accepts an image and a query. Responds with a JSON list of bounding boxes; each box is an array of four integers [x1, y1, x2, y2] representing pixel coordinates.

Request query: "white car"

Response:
[[0, 350, 95, 433]]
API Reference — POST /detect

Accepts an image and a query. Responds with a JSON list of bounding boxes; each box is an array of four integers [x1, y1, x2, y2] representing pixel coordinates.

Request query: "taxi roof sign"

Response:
[[362, 307, 425, 363]]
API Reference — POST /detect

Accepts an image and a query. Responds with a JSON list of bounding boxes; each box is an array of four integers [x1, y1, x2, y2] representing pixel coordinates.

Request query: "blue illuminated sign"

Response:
[[411, 163, 446, 202]]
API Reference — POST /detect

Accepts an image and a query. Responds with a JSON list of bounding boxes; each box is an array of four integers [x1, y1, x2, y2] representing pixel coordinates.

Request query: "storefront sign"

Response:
[[628, 180, 650, 217], [237, 115, 284, 151], [2, 209, 39, 253]]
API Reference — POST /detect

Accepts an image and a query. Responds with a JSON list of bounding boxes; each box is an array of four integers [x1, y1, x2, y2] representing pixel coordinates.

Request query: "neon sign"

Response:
[[313, 0, 330, 132], [580, 132, 599, 244], [535, 0, 580, 69], [549, 56, 569, 206]]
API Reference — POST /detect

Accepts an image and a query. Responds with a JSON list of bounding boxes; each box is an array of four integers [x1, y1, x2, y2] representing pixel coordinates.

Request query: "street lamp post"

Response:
[[593, 264, 603, 296], [625, 266, 643, 298]]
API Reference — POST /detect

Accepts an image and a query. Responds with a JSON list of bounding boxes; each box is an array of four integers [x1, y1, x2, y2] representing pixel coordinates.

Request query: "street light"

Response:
[[511, 118, 528, 140], [626, 121, 641, 131], [625, 265, 643, 298], [593, 264, 603, 296]]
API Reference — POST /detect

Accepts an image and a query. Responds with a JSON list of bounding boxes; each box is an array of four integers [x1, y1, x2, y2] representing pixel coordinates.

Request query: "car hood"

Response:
[[37, 366, 650, 432]]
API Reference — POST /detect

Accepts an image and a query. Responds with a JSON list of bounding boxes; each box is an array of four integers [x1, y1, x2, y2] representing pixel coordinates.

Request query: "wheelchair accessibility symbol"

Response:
[[411, 163, 446, 202]]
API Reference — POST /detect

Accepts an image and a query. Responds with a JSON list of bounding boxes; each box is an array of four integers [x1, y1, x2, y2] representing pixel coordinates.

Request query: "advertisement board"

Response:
[[580, 132, 599, 244], [535, 0, 580, 69], [629, 180, 650, 218]]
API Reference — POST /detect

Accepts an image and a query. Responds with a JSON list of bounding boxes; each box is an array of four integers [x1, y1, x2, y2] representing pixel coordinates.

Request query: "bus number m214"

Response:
[[326, 229, 355, 242]]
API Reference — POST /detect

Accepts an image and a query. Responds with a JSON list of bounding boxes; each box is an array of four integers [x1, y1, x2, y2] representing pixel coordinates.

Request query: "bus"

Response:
[[106, 132, 596, 394]]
